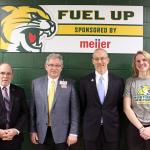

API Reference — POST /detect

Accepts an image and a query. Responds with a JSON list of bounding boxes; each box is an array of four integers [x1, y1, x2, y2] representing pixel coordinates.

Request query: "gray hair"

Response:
[[92, 48, 108, 58], [45, 53, 63, 65]]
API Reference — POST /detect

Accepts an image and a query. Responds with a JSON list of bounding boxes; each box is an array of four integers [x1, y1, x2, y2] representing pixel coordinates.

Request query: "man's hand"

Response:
[[30, 132, 39, 144], [2, 128, 18, 140], [0, 129, 6, 139], [67, 134, 77, 146]]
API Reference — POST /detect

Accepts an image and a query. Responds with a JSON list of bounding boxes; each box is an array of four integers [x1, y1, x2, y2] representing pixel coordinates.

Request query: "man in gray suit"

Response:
[[30, 53, 79, 150]]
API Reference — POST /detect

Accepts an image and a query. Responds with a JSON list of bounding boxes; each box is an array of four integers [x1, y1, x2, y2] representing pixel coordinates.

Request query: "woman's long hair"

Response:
[[132, 50, 150, 77]]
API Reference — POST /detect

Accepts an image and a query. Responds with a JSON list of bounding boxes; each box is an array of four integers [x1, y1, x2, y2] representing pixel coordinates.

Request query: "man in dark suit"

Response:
[[30, 53, 79, 150], [79, 49, 124, 150], [0, 63, 28, 150]]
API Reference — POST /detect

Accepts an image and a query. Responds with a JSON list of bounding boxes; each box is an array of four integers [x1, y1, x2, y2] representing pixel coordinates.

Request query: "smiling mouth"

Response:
[[3, 80, 8, 82]]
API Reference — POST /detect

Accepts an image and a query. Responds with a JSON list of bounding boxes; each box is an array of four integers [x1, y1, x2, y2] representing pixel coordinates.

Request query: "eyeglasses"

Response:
[[0, 72, 12, 76], [93, 57, 108, 61], [47, 64, 62, 68]]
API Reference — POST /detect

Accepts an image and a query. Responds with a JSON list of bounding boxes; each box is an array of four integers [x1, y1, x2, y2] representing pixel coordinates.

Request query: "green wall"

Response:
[[0, 0, 150, 150]]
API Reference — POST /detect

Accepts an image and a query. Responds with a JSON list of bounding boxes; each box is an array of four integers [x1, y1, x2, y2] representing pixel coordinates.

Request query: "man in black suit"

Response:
[[79, 49, 124, 150], [0, 63, 28, 150]]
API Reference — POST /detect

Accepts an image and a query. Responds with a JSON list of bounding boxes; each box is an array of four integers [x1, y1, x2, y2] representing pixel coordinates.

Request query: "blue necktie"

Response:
[[2, 87, 10, 128], [97, 77, 105, 104]]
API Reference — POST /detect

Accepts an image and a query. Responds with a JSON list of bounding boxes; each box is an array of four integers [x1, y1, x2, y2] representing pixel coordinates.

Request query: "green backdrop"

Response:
[[0, 0, 150, 150]]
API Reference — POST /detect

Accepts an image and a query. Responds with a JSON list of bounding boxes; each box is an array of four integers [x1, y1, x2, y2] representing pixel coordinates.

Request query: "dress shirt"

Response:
[[0, 85, 10, 98]]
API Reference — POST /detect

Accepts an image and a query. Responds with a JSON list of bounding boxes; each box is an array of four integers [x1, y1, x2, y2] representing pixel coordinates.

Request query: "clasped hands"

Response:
[[139, 126, 150, 140], [0, 128, 18, 140]]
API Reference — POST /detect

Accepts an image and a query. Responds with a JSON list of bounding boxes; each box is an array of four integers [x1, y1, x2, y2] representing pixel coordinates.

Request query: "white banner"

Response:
[[42, 36, 143, 54], [41, 5, 143, 54], [0, 5, 143, 53]]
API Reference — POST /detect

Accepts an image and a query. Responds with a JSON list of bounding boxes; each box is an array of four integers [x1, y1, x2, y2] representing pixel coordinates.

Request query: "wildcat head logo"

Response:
[[0, 6, 57, 52], [137, 85, 150, 95]]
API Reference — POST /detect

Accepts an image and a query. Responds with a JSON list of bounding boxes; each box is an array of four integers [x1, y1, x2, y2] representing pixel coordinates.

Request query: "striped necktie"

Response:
[[2, 87, 10, 128]]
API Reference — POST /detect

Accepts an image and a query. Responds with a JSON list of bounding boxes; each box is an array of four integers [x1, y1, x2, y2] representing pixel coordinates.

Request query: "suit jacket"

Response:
[[79, 72, 124, 142], [0, 84, 28, 141], [30, 75, 79, 144]]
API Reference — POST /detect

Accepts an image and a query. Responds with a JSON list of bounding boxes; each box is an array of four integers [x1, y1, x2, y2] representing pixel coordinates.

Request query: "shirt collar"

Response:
[[47, 76, 59, 83], [0, 84, 10, 90], [95, 70, 108, 80]]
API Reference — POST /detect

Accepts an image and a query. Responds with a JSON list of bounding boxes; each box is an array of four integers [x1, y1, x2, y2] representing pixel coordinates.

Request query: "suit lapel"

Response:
[[52, 78, 62, 107], [0, 85, 16, 116], [104, 72, 114, 104], [42, 76, 48, 112], [0, 88, 5, 109], [9, 84, 16, 112], [89, 73, 101, 104], [92, 72, 114, 105]]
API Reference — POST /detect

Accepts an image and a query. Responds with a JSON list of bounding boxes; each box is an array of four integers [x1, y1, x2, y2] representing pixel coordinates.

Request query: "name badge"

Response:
[[59, 80, 67, 88]]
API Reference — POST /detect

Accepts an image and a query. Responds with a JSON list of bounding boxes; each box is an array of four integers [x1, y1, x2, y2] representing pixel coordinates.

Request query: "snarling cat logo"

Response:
[[0, 6, 56, 52], [137, 85, 150, 95]]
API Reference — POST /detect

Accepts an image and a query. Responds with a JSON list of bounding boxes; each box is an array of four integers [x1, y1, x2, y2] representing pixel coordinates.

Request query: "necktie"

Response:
[[2, 87, 10, 128], [48, 80, 55, 125], [97, 77, 105, 104]]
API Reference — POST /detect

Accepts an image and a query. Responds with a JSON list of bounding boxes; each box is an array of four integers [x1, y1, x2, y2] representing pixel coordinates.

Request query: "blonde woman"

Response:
[[124, 50, 150, 150]]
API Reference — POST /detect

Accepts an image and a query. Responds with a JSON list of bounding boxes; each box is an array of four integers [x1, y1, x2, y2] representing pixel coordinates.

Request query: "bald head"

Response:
[[92, 48, 108, 58]]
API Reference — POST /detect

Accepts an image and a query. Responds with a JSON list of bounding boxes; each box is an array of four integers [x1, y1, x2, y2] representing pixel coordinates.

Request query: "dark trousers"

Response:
[[84, 125, 119, 150], [0, 137, 22, 150], [127, 123, 150, 150], [35, 127, 68, 150]]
